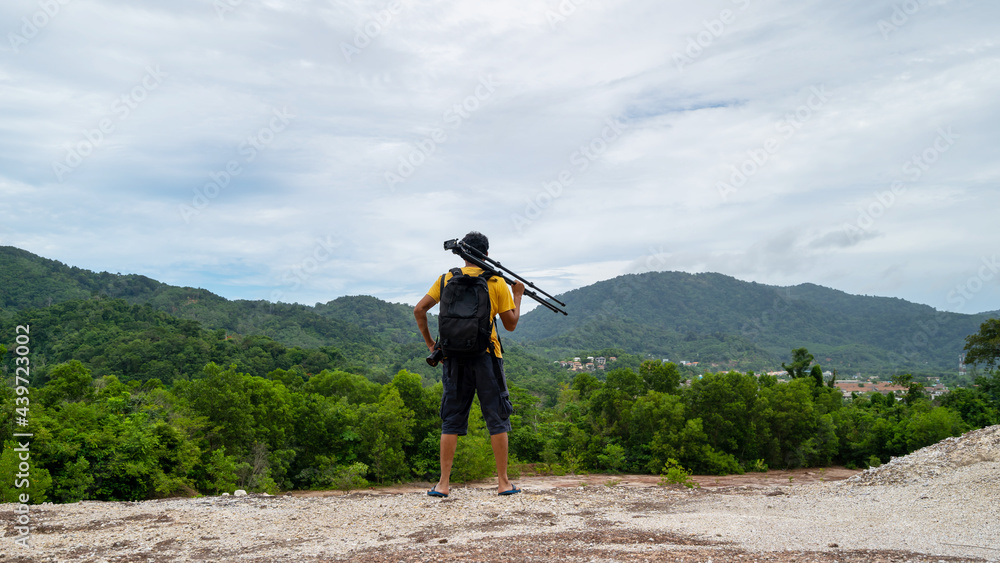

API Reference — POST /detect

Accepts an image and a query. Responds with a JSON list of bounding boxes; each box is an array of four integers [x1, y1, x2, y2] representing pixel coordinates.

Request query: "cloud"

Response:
[[0, 0, 998, 315]]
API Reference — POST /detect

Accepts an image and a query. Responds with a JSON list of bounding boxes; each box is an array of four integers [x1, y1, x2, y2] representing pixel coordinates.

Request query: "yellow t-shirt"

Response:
[[426, 267, 514, 358]]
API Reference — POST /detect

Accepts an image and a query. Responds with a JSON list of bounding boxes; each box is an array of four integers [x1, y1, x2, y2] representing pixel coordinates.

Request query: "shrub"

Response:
[[657, 458, 699, 489]]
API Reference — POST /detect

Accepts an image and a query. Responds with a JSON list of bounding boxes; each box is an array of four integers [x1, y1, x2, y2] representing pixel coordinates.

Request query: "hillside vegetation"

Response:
[[512, 271, 991, 377]]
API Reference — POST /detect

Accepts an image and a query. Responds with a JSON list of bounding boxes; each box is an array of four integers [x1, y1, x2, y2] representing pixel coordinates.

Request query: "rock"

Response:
[[847, 425, 1000, 486], [234, 490, 248, 497]]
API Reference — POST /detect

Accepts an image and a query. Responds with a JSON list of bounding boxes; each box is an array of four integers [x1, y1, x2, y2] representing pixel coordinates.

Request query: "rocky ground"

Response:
[[2, 426, 998, 562]]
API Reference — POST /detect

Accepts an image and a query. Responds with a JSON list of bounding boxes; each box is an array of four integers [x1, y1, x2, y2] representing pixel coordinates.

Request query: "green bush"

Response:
[[597, 443, 627, 473], [0, 442, 53, 503], [657, 458, 699, 489]]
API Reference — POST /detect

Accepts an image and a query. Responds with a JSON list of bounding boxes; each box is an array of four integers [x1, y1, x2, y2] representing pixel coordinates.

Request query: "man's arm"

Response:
[[414, 294, 438, 351], [498, 281, 524, 332]]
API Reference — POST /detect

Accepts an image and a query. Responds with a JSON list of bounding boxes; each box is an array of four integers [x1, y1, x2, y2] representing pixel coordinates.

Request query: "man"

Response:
[[413, 231, 524, 497]]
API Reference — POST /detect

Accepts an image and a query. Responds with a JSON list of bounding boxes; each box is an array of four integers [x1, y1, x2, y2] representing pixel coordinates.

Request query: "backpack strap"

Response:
[[440, 268, 463, 300], [478, 272, 504, 357], [493, 316, 503, 356]]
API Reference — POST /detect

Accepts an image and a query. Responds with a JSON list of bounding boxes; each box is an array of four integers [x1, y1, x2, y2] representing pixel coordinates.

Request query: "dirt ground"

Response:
[[287, 466, 862, 498], [6, 467, 993, 563]]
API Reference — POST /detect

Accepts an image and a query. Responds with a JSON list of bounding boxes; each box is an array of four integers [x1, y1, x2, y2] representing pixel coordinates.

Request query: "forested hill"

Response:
[[0, 245, 423, 350], [0, 245, 164, 309], [0, 246, 438, 380], [2, 246, 994, 377], [511, 271, 993, 376]]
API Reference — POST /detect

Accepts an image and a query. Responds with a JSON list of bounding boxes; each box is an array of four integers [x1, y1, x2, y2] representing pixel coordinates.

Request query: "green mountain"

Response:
[[1, 246, 394, 355], [0, 246, 557, 391], [2, 246, 992, 380], [511, 271, 992, 377]]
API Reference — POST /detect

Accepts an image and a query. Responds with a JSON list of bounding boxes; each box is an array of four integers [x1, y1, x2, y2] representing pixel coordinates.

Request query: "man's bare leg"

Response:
[[435, 433, 458, 495], [491, 432, 513, 493]]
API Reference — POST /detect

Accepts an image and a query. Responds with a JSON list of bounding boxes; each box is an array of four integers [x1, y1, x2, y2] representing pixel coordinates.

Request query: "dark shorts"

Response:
[[440, 354, 513, 436]]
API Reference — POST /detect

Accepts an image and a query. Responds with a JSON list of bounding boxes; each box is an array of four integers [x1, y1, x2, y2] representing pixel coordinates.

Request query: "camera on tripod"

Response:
[[425, 238, 567, 366]]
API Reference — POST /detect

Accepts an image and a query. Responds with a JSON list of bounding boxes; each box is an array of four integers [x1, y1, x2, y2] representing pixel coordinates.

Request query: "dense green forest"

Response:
[[2, 246, 999, 504], [3, 346, 999, 504]]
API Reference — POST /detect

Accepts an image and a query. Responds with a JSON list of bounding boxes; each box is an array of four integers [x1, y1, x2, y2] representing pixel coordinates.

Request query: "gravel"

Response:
[[848, 425, 1000, 486], [3, 426, 998, 562]]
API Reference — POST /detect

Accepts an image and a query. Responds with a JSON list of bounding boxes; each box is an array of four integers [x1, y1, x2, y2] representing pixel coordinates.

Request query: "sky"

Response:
[[2, 0, 998, 316]]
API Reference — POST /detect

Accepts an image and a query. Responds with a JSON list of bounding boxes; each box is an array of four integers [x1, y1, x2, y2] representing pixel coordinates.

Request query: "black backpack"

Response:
[[437, 268, 498, 358]]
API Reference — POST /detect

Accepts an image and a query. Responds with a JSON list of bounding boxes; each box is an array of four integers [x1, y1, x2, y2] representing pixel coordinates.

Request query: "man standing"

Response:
[[413, 231, 524, 497]]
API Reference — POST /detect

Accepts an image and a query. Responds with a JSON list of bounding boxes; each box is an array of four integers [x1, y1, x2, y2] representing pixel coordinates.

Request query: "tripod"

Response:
[[443, 238, 568, 316]]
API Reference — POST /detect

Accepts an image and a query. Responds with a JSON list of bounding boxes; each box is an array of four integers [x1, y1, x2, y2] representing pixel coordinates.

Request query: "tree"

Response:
[[1, 442, 53, 503], [40, 361, 95, 406], [782, 348, 814, 380], [809, 365, 824, 387], [758, 378, 830, 468], [891, 373, 925, 405], [939, 388, 998, 428], [356, 387, 414, 482], [684, 371, 761, 462], [572, 372, 602, 399], [639, 360, 681, 394], [963, 318, 1000, 370], [175, 363, 254, 455]]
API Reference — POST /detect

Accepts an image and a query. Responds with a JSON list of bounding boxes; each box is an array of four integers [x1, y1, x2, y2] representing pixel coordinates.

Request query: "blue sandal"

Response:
[[498, 485, 521, 496], [427, 485, 448, 498]]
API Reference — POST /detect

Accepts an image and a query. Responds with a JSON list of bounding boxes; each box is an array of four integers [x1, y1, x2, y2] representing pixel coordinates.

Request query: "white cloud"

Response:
[[1, 0, 998, 315]]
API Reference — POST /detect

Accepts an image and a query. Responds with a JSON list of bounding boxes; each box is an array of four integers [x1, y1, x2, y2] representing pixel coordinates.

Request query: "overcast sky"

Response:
[[2, 0, 998, 316]]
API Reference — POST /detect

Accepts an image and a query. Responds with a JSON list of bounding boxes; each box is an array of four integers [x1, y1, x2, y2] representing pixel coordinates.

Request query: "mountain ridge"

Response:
[[2, 246, 993, 377], [512, 270, 992, 375]]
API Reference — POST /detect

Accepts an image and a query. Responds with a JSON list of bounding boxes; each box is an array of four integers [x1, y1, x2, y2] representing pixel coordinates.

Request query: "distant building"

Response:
[[927, 383, 949, 399], [835, 380, 908, 396]]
